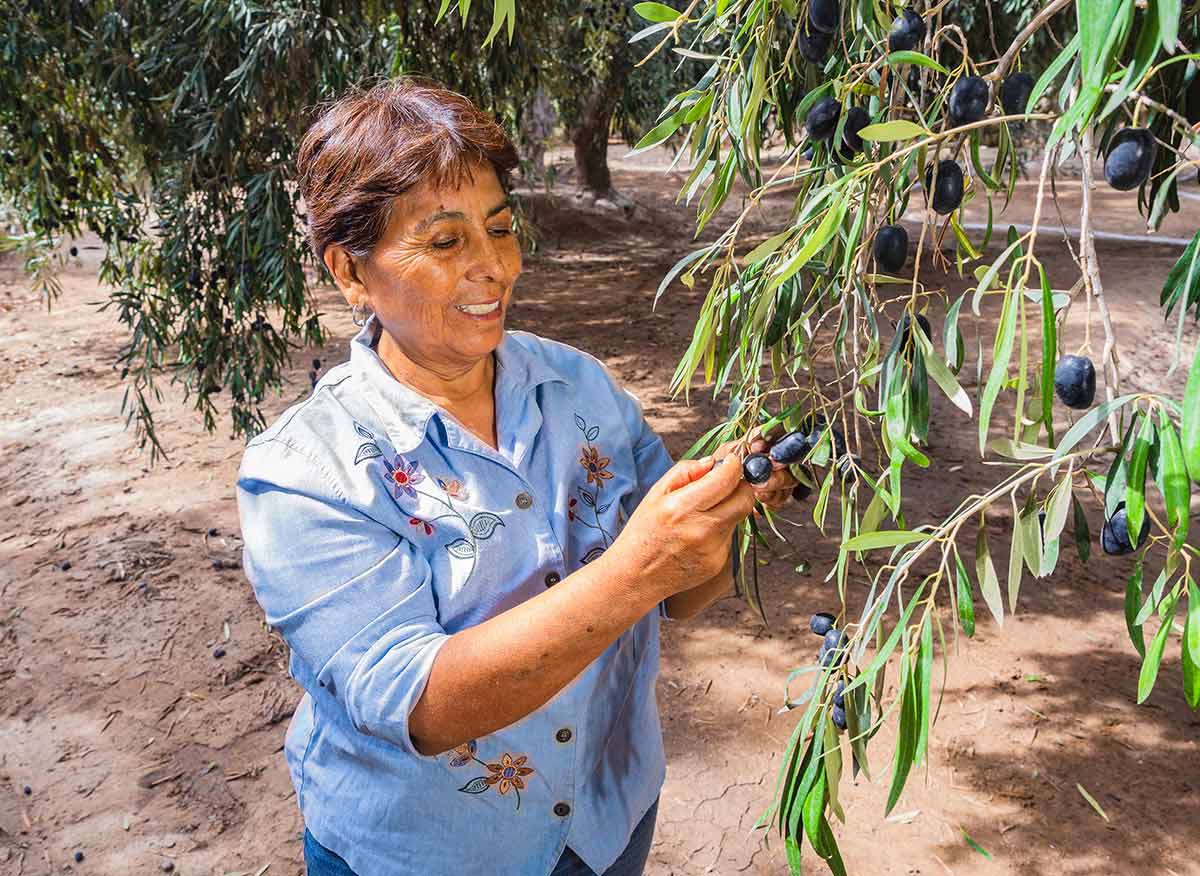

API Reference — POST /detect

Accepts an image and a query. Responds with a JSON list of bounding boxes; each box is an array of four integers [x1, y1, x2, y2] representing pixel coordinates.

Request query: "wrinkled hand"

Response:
[[607, 452, 757, 601], [713, 425, 799, 514]]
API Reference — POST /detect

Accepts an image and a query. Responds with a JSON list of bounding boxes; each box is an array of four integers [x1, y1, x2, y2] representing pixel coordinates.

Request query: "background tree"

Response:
[[0, 0, 692, 455]]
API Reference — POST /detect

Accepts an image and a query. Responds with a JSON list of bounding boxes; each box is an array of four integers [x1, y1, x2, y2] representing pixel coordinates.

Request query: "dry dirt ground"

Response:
[[2, 145, 1199, 876]]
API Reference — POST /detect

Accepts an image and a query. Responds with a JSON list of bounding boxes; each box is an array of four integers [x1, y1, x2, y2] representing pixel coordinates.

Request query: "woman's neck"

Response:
[[375, 329, 498, 447]]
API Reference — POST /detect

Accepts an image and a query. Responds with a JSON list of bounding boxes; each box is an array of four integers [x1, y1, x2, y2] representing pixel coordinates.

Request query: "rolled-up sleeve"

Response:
[[236, 439, 449, 758]]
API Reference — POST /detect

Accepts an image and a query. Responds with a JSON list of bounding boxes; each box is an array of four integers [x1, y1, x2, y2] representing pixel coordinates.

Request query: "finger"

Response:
[[707, 480, 758, 524], [672, 449, 748, 511], [757, 489, 792, 510], [754, 468, 798, 494], [655, 456, 717, 494]]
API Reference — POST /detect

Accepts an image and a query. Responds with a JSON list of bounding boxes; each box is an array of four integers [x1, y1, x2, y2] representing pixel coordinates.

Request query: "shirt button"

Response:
[[544, 572, 561, 588], [553, 802, 571, 818], [555, 727, 572, 743], [515, 491, 533, 510]]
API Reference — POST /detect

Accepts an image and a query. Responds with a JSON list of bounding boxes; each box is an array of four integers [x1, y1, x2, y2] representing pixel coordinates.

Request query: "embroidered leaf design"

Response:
[[579, 489, 597, 508], [582, 546, 606, 564], [596, 501, 612, 514], [586, 425, 600, 441], [458, 777, 491, 795], [445, 538, 477, 559], [574, 414, 587, 431], [354, 442, 383, 465], [354, 422, 374, 440], [469, 512, 505, 540]]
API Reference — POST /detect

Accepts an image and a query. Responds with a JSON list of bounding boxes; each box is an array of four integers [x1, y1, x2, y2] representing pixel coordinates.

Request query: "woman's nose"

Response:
[[466, 232, 516, 285]]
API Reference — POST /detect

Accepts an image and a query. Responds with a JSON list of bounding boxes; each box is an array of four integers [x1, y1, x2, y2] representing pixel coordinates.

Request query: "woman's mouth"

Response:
[[455, 300, 502, 319]]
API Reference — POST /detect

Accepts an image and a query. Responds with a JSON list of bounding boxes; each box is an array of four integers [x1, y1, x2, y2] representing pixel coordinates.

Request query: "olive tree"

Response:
[[0, 0, 691, 455], [521, 0, 1196, 870]]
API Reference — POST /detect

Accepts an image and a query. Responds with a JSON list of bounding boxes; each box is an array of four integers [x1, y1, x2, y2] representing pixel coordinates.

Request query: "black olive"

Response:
[[948, 76, 990, 126], [806, 97, 841, 141], [923, 159, 965, 215], [873, 224, 908, 273], [1000, 71, 1035, 115], [1103, 127, 1155, 191]]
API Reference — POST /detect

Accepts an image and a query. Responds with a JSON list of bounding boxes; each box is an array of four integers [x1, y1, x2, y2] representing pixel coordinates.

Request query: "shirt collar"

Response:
[[349, 317, 568, 454]]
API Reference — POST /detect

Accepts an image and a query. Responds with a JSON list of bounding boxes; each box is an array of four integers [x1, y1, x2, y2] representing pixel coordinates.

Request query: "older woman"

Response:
[[237, 78, 796, 876]]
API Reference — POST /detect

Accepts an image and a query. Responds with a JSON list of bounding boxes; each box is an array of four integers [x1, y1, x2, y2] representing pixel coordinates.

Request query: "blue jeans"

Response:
[[303, 798, 658, 876]]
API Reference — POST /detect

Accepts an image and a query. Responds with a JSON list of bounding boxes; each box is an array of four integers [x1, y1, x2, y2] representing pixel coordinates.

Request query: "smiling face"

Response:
[[328, 161, 521, 378]]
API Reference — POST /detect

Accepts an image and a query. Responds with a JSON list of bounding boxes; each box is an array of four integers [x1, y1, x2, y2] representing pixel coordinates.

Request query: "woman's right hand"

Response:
[[605, 451, 757, 603]]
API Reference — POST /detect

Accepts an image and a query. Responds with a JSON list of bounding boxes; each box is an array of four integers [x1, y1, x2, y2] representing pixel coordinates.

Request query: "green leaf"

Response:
[[1158, 0, 1181, 53], [961, 828, 993, 861], [770, 190, 848, 291], [976, 519, 1004, 626], [979, 287, 1020, 455], [1051, 395, 1139, 461], [1124, 412, 1154, 548], [955, 553, 976, 637], [1076, 783, 1110, 822], [743, 229, 793, 266], [1125, 559, 1146, 658], [1072, 494, 1092, 562], [1183, 578, 1200, 710], [914, 328, 972, 415], [633, 1, 680, 22], [1138, 588, 1181, 703], [915, 617, 933, 765], [1027, 32, 1080, 113], [1039, 264, 1057, 445], [1181, 339, 1200, 481], [842, 530, 932, 552], [886, 650, 920, 814], [1157, 411, 1191, 548], [858, 120, 928, 142], [887, 50, 950, 74], [631, 107, 687, 154], [1007, 497, 1024, 613]]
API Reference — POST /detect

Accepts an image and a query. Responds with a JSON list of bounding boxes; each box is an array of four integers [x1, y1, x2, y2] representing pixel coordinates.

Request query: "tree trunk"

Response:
[[570, 56, 634, 215]]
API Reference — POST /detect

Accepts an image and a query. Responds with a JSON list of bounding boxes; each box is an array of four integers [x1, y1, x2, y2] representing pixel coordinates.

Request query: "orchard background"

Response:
[[2, 1, 1200, 874]]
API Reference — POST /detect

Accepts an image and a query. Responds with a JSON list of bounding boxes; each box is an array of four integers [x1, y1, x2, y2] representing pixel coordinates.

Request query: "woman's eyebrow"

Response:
[[412, 201, 511, 234]]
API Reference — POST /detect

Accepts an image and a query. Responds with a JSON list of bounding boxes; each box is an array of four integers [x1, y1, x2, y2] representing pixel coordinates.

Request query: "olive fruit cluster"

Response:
[[810, 612, 849, 730], [805, 98, 870, 160], [798, 0, 838, 64]]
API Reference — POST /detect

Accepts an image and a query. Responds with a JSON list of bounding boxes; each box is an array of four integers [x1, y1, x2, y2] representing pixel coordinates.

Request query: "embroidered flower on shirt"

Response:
[[447, 740, 477, 768], [409, 517, 435, 536], [437, 477, 468, 501], [382, 454, 425, 499], [567, 496, 577, 521], [579, 445, 613, 489], [456, 748, 536, 810], [485, 753, 534, 796]]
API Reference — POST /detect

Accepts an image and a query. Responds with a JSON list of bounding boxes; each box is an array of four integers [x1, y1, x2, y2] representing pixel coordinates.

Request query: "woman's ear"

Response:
[[324, 244, 369, 308]]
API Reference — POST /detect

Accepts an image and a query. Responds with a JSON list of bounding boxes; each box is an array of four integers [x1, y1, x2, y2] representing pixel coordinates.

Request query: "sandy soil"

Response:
[[2, 146, 1199, 876]]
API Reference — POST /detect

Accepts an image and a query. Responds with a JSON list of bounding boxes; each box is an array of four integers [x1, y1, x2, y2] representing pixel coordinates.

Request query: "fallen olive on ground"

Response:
[[873, 224, 909, 274], [1053, 355, 1096, 409]]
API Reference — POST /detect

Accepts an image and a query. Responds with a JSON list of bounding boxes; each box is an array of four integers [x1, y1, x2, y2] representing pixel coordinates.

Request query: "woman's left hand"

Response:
[[712, 427, 798, 514]]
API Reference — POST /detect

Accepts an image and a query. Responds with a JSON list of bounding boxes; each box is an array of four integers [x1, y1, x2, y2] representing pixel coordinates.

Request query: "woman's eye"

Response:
[[432, 238, 458, 250]]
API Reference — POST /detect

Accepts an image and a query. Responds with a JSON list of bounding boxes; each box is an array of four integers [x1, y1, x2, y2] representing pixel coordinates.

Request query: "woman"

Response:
[[237, 78, 796, 876]]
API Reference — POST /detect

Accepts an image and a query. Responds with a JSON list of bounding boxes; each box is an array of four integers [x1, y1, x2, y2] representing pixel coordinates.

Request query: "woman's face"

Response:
[[349, 162, 521, 373]]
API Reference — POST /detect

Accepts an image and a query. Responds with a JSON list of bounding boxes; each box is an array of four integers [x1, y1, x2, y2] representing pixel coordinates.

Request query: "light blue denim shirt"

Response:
[[236, 318, 675, 876]]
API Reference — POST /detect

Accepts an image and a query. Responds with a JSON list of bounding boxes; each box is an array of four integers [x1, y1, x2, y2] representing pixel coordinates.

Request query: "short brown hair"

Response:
[[297, 77, 520, 264]]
